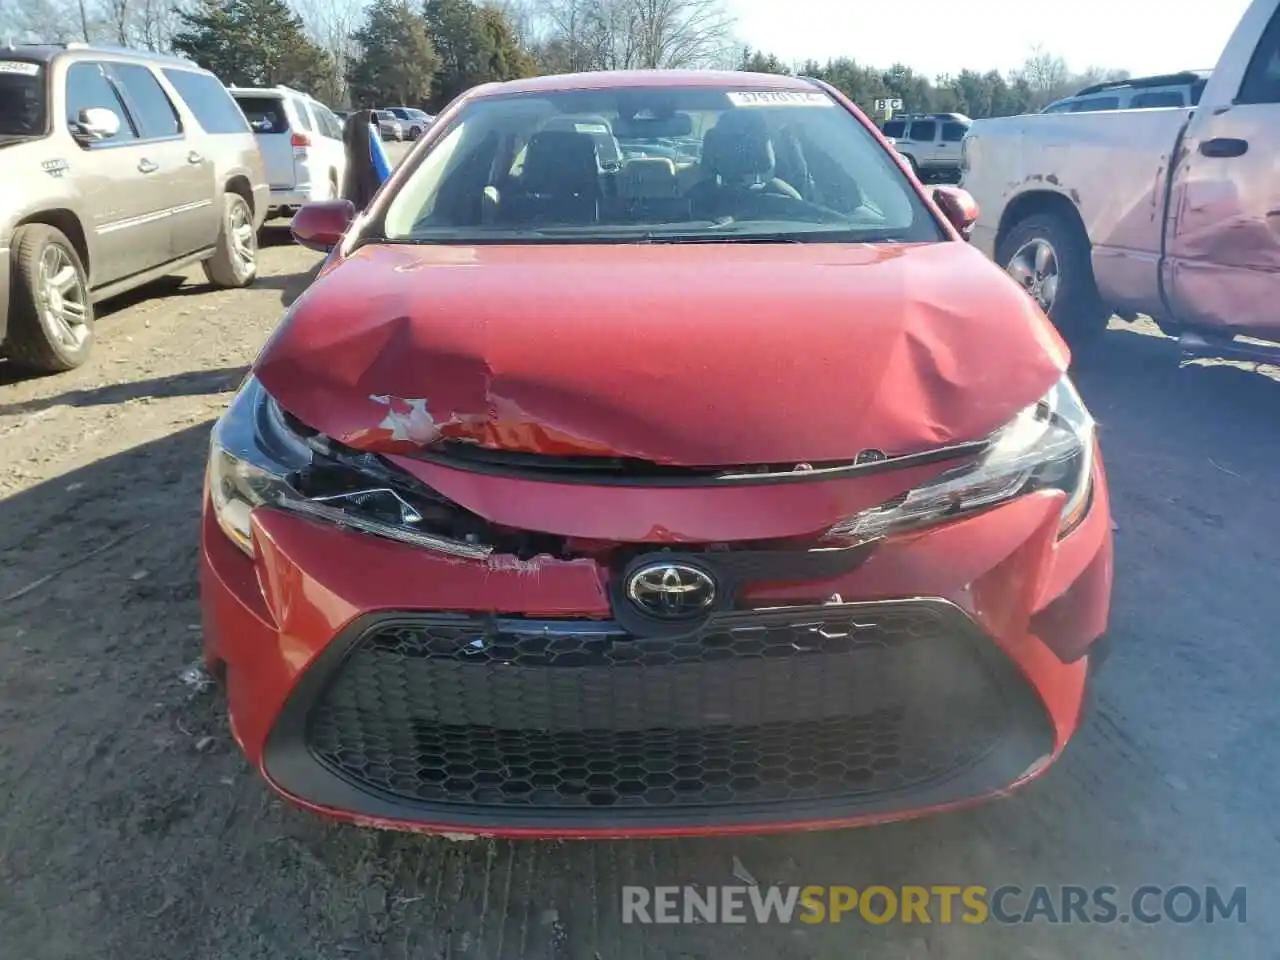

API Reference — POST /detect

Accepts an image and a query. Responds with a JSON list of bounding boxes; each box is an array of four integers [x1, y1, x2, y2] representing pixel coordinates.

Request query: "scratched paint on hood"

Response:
[[254, 240, 1067, 466]]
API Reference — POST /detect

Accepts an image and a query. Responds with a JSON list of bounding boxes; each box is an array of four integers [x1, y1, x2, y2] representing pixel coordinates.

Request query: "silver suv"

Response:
[[0, 43, 268, 373], [877, 113, 971, 183]]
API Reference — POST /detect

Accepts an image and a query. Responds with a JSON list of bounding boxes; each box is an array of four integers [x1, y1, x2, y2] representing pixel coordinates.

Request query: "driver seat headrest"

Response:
[[702, 110, 775, 182]]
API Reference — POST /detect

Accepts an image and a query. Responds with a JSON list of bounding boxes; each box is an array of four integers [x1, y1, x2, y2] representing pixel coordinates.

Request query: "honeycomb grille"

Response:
[[305, 604, 1015, 811]]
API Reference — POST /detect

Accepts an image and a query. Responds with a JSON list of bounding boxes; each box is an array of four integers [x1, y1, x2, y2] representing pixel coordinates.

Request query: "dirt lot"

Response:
[[1, 213, 1279, 958]]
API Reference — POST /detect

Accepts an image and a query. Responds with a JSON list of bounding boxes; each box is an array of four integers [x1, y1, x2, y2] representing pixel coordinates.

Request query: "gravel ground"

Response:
[[1, 207, 1278, 958]]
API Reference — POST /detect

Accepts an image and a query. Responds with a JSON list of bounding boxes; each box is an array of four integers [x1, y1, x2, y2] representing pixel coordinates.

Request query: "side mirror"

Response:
[[291, 199, 355, 252], [932, 186, 979, 238], [72, 106, 120, 143]]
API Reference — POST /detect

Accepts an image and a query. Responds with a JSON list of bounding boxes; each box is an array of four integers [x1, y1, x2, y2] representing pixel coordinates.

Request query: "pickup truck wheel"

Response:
[[5, 224, 95, 373], [201, 192, 257, 289], [999, 213, 1108, 349]]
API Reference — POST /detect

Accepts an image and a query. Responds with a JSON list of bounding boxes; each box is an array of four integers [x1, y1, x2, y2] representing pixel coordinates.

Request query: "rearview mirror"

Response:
[[932, 186, 979, 238], [72, 107, 120, 143], [291, 199, 355, 252]]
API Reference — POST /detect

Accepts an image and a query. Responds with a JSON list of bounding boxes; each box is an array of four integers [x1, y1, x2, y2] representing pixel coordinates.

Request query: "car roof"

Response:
[[467, 69, 819, 99], [1072, 69, 1210, 97], [227, 85, 311, 98], [2, 41, 198, 69]]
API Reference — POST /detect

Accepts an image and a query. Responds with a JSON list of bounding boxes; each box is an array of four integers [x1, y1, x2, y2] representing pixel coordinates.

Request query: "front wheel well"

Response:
[[16, 209, 90, 278], [225, 175, 253, 215], [995, 190, 1086, 257]]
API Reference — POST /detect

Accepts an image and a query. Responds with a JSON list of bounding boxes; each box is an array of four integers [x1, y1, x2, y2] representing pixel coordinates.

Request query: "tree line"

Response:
[[2, 0, 1127, 115]]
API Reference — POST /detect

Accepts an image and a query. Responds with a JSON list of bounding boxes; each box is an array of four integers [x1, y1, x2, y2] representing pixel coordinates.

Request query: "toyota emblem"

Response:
[[625, 563, 717, 619]]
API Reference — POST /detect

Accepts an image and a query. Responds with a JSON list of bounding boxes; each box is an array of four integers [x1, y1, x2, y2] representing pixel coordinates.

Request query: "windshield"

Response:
[[0, 61, 47, 137], [381, 85, 943, 244]]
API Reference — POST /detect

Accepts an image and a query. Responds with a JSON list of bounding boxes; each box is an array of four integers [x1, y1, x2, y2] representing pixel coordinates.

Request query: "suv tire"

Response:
[[202, 192, 258, 288], [6, 224, 94, 373], [998, 212, 1109, 353]]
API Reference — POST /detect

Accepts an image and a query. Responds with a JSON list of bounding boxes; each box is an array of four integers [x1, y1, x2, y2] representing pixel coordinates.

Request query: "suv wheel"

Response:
[[202, 192, 257, 288], [6, 224, 94, 373], [998, 212, 1109, 351]]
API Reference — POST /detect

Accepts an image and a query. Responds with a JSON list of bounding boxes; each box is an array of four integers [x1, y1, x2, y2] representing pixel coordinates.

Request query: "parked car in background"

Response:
[[877, 113, 969, 182], [962, 0, 1280, 363], [228, 85, 347, 219], [1040, 70, 1212, 113], [0, 42, 266, 373], [384, 106, 433, 139], [203, 69, 1113, 840], [373, 109, 403, 141]]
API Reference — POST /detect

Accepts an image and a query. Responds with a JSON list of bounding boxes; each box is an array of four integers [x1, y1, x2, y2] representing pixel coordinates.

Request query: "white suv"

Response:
[[877, 113, 970, 182], [229, 85, 347, 218]]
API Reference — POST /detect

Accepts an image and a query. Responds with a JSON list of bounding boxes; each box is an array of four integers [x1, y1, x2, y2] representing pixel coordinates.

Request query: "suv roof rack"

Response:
[[23, 41, 195, 65], [1074, 69, 1210, 97], [887, 112, 972, 123]]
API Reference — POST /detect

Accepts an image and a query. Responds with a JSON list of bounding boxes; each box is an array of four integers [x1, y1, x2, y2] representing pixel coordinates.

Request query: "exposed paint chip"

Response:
[[369, 395, 440, 443], [487, 554, 549, 574]]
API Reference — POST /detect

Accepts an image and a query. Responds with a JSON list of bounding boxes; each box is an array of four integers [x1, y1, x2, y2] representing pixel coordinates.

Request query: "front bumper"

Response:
[[201, 460, 1112, 838], [267, 188, 312, 213]]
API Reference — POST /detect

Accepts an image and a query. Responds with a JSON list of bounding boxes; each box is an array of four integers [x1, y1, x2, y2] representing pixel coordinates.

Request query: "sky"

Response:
[[729, 0, 1254, 78]]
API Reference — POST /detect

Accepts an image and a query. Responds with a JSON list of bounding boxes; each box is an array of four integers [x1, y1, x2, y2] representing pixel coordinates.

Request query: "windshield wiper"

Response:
[[633, 232, 802, 244]]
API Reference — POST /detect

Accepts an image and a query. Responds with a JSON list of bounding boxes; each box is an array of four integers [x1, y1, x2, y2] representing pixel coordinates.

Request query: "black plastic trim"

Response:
[[407, 440, 986, 488], [262, 598, 1056, 831]]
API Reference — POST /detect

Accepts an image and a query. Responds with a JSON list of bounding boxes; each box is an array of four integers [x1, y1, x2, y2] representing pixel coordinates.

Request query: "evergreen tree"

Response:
[[348, 0, 440, 107], [173, 0, 333, 92], [422, 0, 529, 107]]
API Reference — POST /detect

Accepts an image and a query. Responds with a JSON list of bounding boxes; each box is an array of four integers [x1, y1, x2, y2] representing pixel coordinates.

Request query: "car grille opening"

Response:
[[295, 602, 1044, 815]]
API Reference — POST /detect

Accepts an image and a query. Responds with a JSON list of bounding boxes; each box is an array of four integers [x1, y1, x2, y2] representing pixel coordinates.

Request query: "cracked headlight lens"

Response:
[[207, 376, 491, 559], [829, 374, 1095, 541]]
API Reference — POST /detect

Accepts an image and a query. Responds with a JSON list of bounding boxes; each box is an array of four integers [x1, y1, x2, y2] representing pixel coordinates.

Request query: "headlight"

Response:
[[829, 374, 1094, 541], [207, 376, 492, 559]]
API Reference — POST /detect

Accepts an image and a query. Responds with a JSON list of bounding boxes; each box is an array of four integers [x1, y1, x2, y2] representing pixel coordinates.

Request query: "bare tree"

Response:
[[538, 0, 597, 70], [1010, 45, 1076, 109], [291, 0, 365, 104], [104, 0, 130, 44], [630, 0, 732, 69], [1, 0, 91, 42], [527, 0, 732, 71]]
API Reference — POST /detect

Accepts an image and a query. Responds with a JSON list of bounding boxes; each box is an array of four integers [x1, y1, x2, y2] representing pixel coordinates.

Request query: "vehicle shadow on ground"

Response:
[[0, 332, 1275, 959], [252, 261, 324, 308], [0, 277, 200, 387], [0, 366, 248, 419], [258, 223, 298, 248]]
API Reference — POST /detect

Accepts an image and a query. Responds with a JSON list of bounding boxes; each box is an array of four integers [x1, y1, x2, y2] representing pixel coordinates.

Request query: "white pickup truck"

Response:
[[961, 0, 1280, 363]]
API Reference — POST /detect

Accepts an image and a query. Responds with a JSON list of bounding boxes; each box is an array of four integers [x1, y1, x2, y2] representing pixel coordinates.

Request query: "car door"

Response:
[[906, 120, 938, 166], [1165, 1, 1280, 340], [107, 61, 215, 261], [62, 61, 168, 285], [311, 102, 347, 195], [938, 121, 968, 169]]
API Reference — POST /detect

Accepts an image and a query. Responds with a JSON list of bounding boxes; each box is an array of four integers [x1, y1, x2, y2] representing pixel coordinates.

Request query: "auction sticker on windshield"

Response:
[[0, 61, 40, 76], [726, 91, 833, 107]]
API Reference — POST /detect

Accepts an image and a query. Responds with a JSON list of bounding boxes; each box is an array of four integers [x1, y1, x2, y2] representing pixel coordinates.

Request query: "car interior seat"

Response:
[[503, 130, 602, 224], [688, 110, 802, 219]]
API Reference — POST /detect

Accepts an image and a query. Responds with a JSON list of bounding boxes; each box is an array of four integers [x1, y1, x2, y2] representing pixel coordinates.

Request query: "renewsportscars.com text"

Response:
[[621, 885, 1247, 925]]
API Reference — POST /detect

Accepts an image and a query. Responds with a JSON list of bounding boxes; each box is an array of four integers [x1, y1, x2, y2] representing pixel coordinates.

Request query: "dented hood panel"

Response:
[[255, 241, 1068, 465]]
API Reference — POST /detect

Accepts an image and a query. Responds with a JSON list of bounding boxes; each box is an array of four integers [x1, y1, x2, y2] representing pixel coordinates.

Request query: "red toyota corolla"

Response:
[[200, 70, 1113, 838]]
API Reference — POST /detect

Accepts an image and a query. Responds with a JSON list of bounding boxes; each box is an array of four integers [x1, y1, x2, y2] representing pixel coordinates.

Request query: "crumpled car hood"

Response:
[[255, 240, 1067, 465]]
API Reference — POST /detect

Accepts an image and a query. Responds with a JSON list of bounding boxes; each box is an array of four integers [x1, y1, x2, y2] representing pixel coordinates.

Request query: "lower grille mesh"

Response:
[[304, 603, 1020, 811]]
